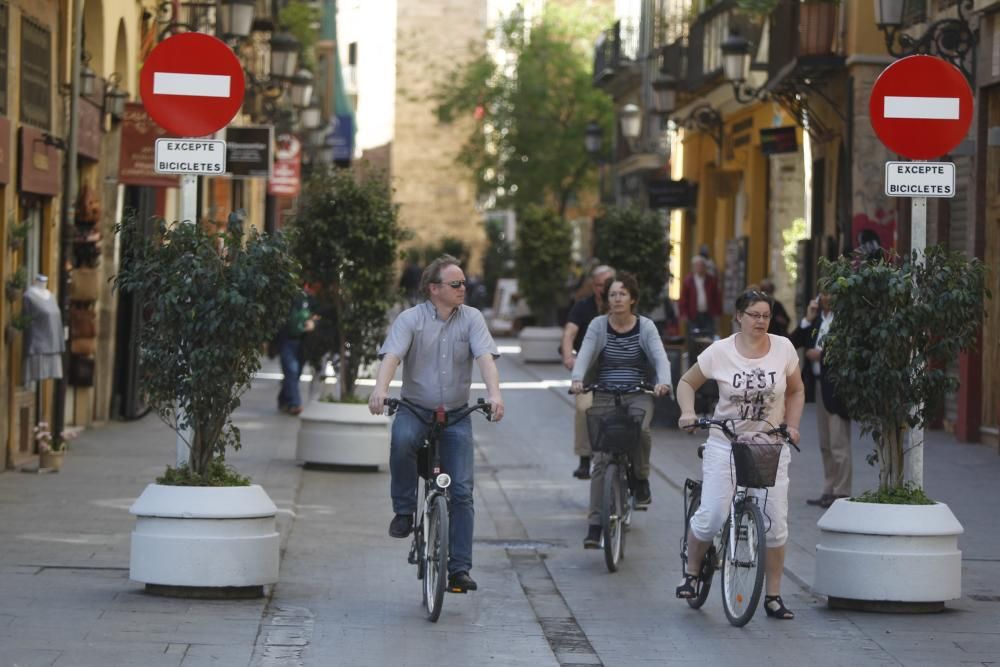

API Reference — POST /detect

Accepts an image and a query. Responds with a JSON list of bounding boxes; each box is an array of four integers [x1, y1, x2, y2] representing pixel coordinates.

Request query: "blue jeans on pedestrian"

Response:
[[390, 405, 475, 576], [278, 335, 303, 409]]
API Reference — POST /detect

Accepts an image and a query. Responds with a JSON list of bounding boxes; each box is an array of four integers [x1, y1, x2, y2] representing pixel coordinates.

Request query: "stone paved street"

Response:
[[1, 343, 998, 666]]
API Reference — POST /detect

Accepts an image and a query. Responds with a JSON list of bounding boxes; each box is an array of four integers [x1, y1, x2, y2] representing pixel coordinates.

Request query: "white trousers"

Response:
[[689, 440, 791, 548]]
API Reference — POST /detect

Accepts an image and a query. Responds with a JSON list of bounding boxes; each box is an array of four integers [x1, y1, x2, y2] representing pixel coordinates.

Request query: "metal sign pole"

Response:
[[905, 195, 926, 488], [176, 173, 198, 467]]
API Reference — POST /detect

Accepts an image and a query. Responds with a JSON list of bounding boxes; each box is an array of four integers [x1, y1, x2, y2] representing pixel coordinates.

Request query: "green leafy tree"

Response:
[[593, 206, 669, 313], [278, 0, 321, 69], [515, 205, 572, 326], [435, 6, 613, 216], [820, 246, 989, 496], [482, 216, 514, 302], [114, 215, 301, 483], [287, 165, 408, 398]]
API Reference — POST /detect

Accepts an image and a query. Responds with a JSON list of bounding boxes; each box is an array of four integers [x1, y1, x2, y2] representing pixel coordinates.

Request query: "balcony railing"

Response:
[[592, 19, 640, 86], [684, 0, 754, 92]]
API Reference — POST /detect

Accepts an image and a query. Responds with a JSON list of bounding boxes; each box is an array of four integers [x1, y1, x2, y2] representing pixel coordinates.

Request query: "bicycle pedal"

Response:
[[448, 586, 468, 594], [634, 505, 649, 511]]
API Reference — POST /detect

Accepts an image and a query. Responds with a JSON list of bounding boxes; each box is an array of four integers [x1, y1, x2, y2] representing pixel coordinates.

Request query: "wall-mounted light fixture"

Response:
[[720, 33, 766, 104], [217, 0, 256, 40], [671, 103, 723, 148], [290, 69, 314, 109], [80, 52, 97, 97], [874, 0, 978, 83], [270, 32, 300, 80], [300, 100, 323, 130], [103, 73, 128, 122], [620, 103, 642, 143]]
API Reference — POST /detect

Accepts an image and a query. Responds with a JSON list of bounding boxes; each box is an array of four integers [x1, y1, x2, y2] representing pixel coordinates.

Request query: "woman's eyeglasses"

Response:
[[435, 280, 466, 289], [742, 310, 771, 322]]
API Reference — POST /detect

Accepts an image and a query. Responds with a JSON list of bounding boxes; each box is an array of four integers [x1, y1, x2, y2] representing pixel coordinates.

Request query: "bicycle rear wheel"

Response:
[[682, 481, 714, 609], [602, 462, 626, 572], [422, 494, 449, 622], [720, 500, 767, 627]]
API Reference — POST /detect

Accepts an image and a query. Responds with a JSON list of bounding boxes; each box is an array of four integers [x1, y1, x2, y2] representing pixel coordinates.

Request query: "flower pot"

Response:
[[799, 3, 837, 56], [129, 484, 279, 596], [814, 499, 963, 611], [39, 450, 65, 471], [519, 326, 563, 363], [296, 400, 390, 468]]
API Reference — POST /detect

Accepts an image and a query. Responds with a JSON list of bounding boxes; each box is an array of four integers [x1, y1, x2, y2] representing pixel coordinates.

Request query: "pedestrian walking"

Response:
[[679, 255, 722, 336], [368, 254, 505, 594], [759, 278, 791, 336], [571, 273, 673, 548], [276, 288, 316, 415], [791, 291, 852, 508], [675, 288, 804, 619], [560, 263, 615, 479]]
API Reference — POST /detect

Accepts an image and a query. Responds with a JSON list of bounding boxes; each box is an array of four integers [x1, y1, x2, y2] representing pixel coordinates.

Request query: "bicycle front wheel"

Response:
[[422, 494, 449, 622], [720, 500, 767, 627], [602, 462, 625, 572]]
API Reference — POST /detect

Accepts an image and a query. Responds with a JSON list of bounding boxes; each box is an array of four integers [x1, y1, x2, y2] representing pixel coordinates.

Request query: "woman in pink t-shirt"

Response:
[[674, 289, 805, 620]]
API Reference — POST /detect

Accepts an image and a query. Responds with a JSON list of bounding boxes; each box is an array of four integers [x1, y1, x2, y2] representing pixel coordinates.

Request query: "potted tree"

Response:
[[593, 206, 668, 314], [813, 245, 988, 610], [114, 213, 300, 596], [515, 205, 573, 363], [286, 164, 407, 467]]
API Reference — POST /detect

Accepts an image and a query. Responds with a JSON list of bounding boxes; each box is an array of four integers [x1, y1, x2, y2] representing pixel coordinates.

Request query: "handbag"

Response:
[[70, 337, 97, 355], [70, 307, 97, 338], [70, 267, 101, 302], [68, 354, 95, 387]]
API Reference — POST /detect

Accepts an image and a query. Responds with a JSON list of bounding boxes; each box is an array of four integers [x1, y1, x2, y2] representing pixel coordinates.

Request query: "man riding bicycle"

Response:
[[368, 254, 505, 594]]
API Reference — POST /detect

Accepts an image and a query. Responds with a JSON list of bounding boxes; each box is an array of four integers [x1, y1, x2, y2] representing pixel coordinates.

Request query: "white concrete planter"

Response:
[[129, 484, 279, 595], [295, 400, 390, 468], [519, 326, 563, 363], [814, 499, 963, 609]]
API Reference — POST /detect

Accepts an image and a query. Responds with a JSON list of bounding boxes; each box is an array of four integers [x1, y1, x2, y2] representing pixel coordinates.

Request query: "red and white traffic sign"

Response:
[[869, 55, 973, 160], [139, 32, 246, 138]]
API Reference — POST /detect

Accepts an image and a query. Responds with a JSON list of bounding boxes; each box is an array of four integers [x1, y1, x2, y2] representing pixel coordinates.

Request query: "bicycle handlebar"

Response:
[[568, 382, 655, 396], [689, 417, 801, 452], [383, 397, 493, 425]]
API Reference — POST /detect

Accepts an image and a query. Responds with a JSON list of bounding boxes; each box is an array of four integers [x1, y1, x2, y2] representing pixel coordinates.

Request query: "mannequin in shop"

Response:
[[22, 275, 65, 382]]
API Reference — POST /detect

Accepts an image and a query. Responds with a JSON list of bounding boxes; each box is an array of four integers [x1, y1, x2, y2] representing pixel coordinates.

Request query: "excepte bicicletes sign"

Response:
[[154, 138, 226, 175], [884, 161, 955, 198]]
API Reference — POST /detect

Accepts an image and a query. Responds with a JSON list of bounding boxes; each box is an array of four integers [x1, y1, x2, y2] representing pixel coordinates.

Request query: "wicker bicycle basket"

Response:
[[586, 405, 645, 455], [731, 433, 784, 488]]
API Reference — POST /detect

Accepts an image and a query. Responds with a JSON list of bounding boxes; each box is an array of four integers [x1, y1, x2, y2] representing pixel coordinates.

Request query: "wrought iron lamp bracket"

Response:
[[673, 103, 724, 148], [879, 0, 978, 83]]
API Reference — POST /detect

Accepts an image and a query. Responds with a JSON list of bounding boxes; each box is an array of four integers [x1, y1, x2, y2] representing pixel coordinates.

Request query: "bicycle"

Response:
[[580, 382, 653, 573], [383, 397, 492, 622], [679, 417, 798, 626]]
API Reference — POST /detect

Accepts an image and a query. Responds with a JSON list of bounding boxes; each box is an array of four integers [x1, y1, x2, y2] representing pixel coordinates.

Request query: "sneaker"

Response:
[[448, 571, 477, 592], [573, 457, 591, 480], [388, 513, 413, 538], [287, 405, 303, 416], [583, 525, 602, 549], [634, 479, 652, 506]]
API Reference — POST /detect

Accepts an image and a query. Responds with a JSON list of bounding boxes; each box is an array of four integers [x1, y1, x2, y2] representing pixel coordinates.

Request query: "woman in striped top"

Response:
[[571, 273, 673, 549]]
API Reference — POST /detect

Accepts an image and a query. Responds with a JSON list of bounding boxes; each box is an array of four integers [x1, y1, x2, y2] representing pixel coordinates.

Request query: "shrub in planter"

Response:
[[820, 245, 988, 498], [114, 213, 300, 483], [287, 164, 407, 400], [514, 205, 572, 327], [593, 206, 668, 314]]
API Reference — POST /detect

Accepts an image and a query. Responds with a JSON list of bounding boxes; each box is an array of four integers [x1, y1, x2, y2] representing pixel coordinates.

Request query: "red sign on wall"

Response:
[[118, 102, 180, 188], [268, 133, 301, 197]]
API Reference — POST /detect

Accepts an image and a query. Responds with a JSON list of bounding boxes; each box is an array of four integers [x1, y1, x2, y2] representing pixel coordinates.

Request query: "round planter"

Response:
[[39, 450, 65, 472], [814, 499, 963, 611], [519, 326, 563, 363], [296, 400, 390, 468], [798, 2, 837, 55], [129, 484, 279, 596]]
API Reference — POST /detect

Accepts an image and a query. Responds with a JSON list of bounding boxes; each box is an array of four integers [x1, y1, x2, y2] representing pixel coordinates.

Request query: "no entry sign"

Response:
[[869, 55, 973, 160], [139, 33, 246, 137]]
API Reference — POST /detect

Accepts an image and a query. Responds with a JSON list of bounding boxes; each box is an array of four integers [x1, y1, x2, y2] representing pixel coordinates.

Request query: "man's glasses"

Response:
[[742, 310, 771, 322], [435, 280, 466, 289]]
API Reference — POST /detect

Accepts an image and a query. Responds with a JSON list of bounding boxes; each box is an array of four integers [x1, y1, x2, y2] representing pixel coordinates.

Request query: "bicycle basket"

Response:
[[731, 433, 784, 488], [586, 405, 645, 455]]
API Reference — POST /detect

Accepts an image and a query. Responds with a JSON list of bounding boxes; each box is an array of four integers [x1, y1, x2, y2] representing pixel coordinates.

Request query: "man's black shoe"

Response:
[[388, 513, 413, 538], [583, 525, 602, 549], [806, 494, 833, 507], [448, 571, 477, 592], [573, 457, 592, 480], [634, 479, 652, 506]]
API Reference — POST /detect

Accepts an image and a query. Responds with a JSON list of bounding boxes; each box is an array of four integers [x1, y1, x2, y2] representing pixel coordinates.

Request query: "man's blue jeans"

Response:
[[390, 406, 474, 576], [278, 336, 302, 409]]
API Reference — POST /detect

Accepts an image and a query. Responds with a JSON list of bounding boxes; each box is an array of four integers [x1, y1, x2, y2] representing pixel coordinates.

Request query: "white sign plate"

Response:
[[884, 161, 955, 198], [154, 138, 227, 175]]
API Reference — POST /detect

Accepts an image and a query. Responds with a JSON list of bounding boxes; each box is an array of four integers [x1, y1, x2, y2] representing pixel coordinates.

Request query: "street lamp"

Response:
[[873, 0, 978, 83], [301, 100, 322, 130], [80, 53, 96, 97], [671, 103, 724, 148], [217, 0, 256, 40], [651, 71, 677, 115], [584, 121, 603, 156], [620, 103, 641, 142], [103, 73, 128, 121], [270, 31, 300, 80], [290, 68, 314, 108], [721, 33, 765, 104]]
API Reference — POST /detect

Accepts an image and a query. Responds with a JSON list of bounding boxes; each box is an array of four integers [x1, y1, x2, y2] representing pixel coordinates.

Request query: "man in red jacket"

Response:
[[679, 255, 722, 335]]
